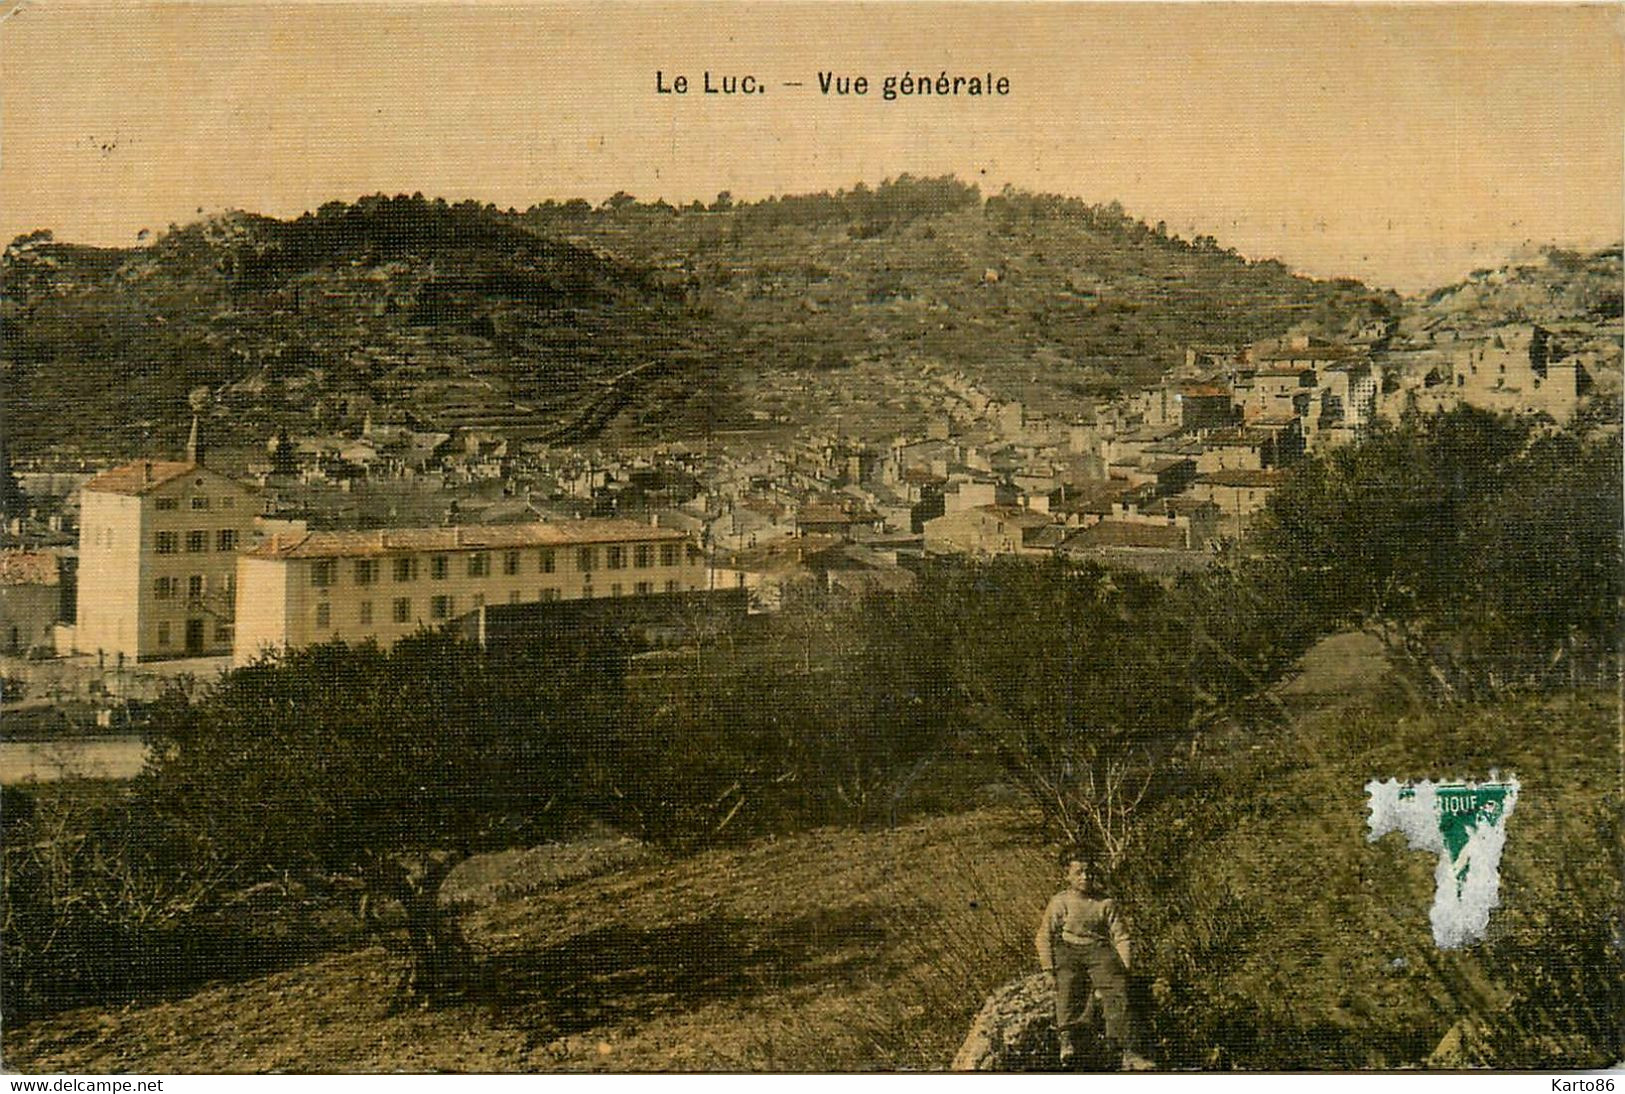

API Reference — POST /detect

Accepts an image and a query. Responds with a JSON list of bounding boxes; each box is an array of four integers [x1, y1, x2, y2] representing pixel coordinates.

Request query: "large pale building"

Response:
[[1453, 325, 1592, 423], [75, 446, 258, 662], [234, 519, 706, 663]]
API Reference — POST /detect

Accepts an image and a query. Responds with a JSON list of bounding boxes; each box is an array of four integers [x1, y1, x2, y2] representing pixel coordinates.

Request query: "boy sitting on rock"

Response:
[[1035, 852, 1155, 1071]]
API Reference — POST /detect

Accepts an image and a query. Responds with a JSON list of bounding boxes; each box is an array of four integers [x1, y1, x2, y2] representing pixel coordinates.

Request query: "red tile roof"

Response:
[[245, 520, 688, 560], [81, 461, 197, 496]]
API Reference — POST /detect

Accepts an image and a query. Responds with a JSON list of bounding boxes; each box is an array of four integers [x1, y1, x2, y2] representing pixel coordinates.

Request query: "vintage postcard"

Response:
[[1, 1, 1620, 1080]]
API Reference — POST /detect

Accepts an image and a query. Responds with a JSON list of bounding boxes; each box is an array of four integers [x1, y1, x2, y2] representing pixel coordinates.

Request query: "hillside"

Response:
[[2, 180, 1394, 457], [5, 636, 1616, 1072], [1396, 244, 1623, 392], [1, 198, 708, 456], [1412, 244, 1622, 328], [4, 809, 1056, 1072], [528, 181, 1397, 428]]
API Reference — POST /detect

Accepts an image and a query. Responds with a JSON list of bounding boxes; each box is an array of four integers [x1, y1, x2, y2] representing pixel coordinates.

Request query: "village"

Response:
[[0, 296, 1606, 755]]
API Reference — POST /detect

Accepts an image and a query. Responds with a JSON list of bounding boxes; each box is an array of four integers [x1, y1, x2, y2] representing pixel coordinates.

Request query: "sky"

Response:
[[2, 2, 1621, 293]]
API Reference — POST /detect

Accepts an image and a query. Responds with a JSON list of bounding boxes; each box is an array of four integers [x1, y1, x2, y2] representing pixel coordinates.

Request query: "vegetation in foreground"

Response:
[[3, 406, 1619, 1069], [4, 680, 1616, 1072]]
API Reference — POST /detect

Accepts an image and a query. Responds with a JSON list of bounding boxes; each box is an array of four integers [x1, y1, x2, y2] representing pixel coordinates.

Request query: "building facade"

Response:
[[0, 550, 63, 656], [75, 460, 258, 661], [1453, 325, 1592, 423], [922, 504, 1055, 557], [234, 519, 706, 663]]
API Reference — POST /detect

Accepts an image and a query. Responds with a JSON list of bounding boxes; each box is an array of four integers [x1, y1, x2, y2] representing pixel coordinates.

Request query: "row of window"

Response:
[[155, 621, 233, 646], [153, 574, 235, 600], [155, 529, 240, 554], [154, 495, 236, 511], [309, 544, 684, 588], [310, 582, 684, 629]]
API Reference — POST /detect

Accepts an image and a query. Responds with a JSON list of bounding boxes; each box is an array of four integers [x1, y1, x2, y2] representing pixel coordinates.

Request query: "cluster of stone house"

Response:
[[6, 316, 1601, 658], [1364, 322, 1594, 425]]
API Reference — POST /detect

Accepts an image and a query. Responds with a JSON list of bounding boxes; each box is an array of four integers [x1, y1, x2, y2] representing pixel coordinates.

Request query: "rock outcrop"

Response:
[[951, 972, 1111, 1072]]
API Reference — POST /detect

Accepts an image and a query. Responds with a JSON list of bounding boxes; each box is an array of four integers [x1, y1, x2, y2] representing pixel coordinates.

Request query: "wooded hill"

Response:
[[3, 179, 1396, 455]]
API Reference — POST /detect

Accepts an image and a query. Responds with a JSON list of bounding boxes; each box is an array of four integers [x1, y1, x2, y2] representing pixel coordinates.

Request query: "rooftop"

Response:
[[1194, 469, 1288, 488], [1063, 521, 1188, 550], [0, 551, 60, 587], [796, 504, 882, 525], [972, 504, 1058, 529], [82, 461, 197, 496], [245, 519, 687, 561]]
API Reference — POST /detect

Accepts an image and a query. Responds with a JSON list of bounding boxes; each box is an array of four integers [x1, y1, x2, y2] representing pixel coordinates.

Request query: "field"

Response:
[[5, 810, 1054, 1072]]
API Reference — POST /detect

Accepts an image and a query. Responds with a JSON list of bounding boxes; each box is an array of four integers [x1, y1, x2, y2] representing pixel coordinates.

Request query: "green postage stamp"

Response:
[[1366, 777, 1521, 949]]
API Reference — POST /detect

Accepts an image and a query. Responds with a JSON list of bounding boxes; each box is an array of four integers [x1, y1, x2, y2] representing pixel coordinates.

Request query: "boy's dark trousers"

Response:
[[1053, 938, 1135, 1052]]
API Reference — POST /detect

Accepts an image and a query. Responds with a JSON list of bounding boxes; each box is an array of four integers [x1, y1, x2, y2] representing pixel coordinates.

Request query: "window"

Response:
[[393, 556, 417, 583], [187, 575, 204, 598], [393, 598, 412, 623], [430, 554, 449, 580], [503, 551, 520, 576], [220, 496, 235, 509], [223, 573, 236, 597], [315, 602, 330, 629], [610, 583, 623, 598], [467, 552, 490, 577], [661, 543, 679, 566], [666, 579, 680, 594], [216, 529, 239, 552], [155, 497, 179, 511], [635, 581, 652, 596], [509, 591, 522, 604], [186, 530, 208, 553], [358, 601, 373, 625], [310, 560, 335, 588], [634, 544, 653, 568], [471, 593, 485, 609], [539, 549, 556, 573], [606, 545, 626, 570], [354, 559, 379, 586], [577, 547, 597, 572], [215, 622, 232, 643], [430, 595, 453, 620], [191, 496, 210, 510], [157, 622, 171, 646], [153, 577, 177, 600], [540, 588, 560, 602], [155, 531, 178, 554]]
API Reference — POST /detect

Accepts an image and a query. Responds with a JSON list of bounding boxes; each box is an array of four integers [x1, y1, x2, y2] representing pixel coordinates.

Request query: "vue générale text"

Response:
[[655, 71, 1012, 100]]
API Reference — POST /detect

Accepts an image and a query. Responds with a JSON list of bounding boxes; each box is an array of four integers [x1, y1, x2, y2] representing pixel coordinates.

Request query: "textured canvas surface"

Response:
[[1, 2, 1620, 1080]]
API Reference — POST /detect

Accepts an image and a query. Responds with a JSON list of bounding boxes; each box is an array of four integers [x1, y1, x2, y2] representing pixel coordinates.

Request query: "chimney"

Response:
[[143, 461, 153, 484], [186, 414, 205, 466]]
